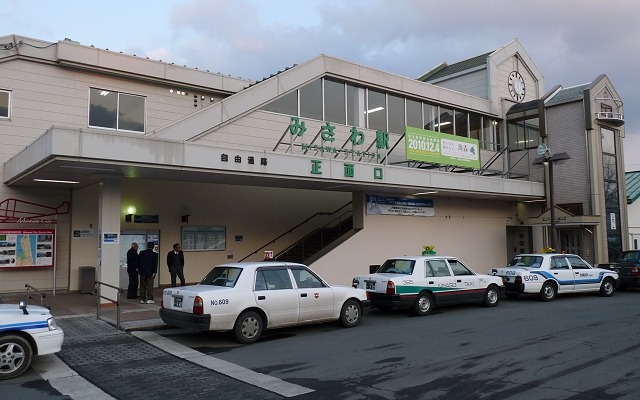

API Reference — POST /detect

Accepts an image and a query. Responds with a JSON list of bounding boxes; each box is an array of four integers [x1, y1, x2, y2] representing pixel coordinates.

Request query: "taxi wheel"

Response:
[[482, 285, 500, 307], [233, 311, 263, 344], [539, 282, 557, 302], [340, 299, 362, 328], [413, 292, 433, 316], [0, 334, 33, 380], [599, 278, 615, 297]]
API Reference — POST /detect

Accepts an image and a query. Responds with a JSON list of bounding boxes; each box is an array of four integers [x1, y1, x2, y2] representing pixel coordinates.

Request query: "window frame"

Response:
[[88, 87, 146, 133], [0, 89, 11, 119]]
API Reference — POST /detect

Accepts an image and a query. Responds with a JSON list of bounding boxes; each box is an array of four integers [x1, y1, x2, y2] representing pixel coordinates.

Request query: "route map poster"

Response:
[[0, 229, 54, 269]]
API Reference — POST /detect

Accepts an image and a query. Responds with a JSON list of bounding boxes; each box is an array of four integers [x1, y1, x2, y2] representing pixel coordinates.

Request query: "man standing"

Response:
[[138, 241, 158, 304], [166, 243, 185, 287], [126, 242, 139, 299]]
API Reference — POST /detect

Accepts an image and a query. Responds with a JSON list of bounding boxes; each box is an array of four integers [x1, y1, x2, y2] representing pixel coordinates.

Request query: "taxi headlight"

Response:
[[48, 317, 58, 331]]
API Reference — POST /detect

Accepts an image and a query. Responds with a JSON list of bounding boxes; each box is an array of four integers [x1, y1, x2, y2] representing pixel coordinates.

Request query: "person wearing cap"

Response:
[[138, 241, 158, 304]]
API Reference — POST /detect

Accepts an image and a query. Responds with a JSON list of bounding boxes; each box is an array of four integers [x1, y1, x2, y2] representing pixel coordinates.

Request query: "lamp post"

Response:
[[533, 144, 571, 251]]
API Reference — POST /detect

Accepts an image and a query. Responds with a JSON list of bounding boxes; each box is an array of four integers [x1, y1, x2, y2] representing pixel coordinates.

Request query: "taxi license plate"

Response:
[[173, 296, 183, 308], [366, 281, 375, 290]]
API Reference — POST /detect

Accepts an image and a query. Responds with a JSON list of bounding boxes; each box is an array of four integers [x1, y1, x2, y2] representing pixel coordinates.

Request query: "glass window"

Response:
[[200, 266, 242, 287], [604, 182, 619, 207], [550, 257, 569, 270], [469, 113, 482, 141], [0, 90, 9, 118], [423, 103, 436, 131], [378, 259, 415, 274], [346, 84, 365, 128], [118, 93, 145, 132], [324, 79, 346, 125], [89, 88, 117, 129], [89, 88, 145, 132], [427, 260, 451, 277], [601, 128, 615, 154], [567, 256, 590, 270], [603, 154, 617, 180], [424, 261, 435, 277], [300, 79, 323, 121], [406, 99, 422, 129], [367, 89, 386, 130], [449, 259, 473, 276], [260, 268, 293, 290], [262, 91, 297, 115], [483, 118, 498, 151], [387, 94, 405, 134], [291, 267, 326, 288], [438, 107, 454, 134], [454, 110, 468, 137]]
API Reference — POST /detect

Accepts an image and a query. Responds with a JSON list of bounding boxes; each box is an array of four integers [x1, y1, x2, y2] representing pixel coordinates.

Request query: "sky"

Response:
[[3, 0, 640, 170]]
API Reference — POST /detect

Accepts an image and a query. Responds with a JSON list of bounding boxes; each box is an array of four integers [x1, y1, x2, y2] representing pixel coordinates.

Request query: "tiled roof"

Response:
[[626, 171, 640, 204], [544, 84, 589, 107], [420, 52, 492, 82]]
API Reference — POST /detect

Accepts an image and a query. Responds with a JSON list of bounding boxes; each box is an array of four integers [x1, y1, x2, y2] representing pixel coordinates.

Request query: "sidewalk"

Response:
[[1, 287, 168, 331]]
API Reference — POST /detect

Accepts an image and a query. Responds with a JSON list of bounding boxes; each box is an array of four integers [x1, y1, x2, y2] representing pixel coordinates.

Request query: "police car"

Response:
[[160, 261, 370, 344], [352, 256, 505, 315], [0, 301, 64, 380], [491, 253, 619, 301]]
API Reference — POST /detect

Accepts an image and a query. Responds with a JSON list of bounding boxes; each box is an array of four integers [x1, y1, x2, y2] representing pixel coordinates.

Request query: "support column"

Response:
[[98, 176, 122, 302]]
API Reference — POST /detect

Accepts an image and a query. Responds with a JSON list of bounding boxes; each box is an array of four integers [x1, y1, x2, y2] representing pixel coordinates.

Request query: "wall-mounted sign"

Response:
[[405, 126, 480, 169], [133, 215, 159, 223], [0, 229, 55, 269], [366, 194, 434, 217], [103, 233, 119, 244]]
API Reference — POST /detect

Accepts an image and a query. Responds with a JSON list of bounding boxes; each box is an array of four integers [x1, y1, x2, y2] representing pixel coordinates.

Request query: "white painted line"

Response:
[[132, 331, 314, 397], [32, 354, 115, 400]]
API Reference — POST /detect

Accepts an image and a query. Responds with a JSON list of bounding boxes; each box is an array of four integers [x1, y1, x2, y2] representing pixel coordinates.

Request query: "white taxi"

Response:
[[352, 256, 505, 316], [159, 262, 370, 344], [0, 301, 64, 380], [492, 253, 619, 301]]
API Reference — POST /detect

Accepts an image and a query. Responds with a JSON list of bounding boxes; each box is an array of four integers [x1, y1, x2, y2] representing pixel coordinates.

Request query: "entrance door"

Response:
[[507, 226, 532, 261], [559, 229, 582, 255]]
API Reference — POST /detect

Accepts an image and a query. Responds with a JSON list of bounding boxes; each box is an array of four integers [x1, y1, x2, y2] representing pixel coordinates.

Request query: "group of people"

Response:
[[126, 242, 186, 303]]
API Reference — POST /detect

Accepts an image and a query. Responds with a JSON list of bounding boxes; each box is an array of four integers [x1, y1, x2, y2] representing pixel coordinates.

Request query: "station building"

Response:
[[0, 35, 627, 296]]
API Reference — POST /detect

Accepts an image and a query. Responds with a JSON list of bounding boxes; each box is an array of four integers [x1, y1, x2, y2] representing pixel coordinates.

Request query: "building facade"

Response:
[[0, 35, 627, 296]]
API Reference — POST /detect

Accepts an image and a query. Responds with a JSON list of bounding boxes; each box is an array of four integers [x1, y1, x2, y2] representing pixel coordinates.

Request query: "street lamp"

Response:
[[533, 144, 571, 251]]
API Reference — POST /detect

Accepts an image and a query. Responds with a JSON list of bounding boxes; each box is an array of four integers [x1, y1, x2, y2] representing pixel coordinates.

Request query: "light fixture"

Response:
[[100, 91, 109, 96], [365, 107, 384, 114], [125, 205, 137, 222], [33, 178, 79, 184], [412, 191, 438, 195], [181, 207, 191, 223], [433, 121, 452, 128]]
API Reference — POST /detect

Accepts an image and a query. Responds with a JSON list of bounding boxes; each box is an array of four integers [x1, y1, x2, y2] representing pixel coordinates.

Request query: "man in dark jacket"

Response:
[[126, 242, 139, 299], [138, 241, 158, 304], [166, 243, 185, 287]]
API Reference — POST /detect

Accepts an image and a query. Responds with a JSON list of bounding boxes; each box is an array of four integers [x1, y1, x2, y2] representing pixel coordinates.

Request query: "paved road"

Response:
[[3, 290, 640, 399]]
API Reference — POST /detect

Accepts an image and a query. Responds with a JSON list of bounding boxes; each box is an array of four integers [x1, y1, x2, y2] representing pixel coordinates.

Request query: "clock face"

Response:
[[508, 71, 526, 102]]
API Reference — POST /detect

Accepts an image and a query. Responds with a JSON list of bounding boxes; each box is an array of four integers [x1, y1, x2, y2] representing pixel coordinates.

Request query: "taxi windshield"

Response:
[[507, 256, 543, 268], [201, 266, 242, 287]]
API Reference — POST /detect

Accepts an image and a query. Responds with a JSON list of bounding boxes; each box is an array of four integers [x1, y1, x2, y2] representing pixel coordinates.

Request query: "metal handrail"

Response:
[[240, 202, 352, 261], [94, 280, 125, 330], [24, 283, 46, 307]]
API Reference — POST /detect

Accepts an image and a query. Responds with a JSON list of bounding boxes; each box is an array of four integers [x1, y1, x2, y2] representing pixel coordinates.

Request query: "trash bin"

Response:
[[79, 266, 96, 294]]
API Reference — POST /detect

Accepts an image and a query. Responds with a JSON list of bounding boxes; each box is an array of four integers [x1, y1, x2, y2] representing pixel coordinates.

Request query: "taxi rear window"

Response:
[[508, 256, 543, 268], [378, 259, 415, 274], [200, 266, 242, 287]]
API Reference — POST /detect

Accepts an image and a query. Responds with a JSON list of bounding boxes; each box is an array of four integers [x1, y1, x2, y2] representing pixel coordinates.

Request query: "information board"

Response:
[[0, 228, 55, 269], [182, 226, 226, 251]]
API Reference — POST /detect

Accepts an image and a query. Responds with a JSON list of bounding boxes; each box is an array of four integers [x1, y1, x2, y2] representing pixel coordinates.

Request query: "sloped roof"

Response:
[[626, 171, 640, 204], [419, 52, 492, 82], [544, 83, 589, 107]]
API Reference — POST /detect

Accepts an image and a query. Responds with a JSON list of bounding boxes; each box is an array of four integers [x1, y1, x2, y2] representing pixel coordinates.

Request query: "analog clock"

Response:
[[508, 71, 526, 102]]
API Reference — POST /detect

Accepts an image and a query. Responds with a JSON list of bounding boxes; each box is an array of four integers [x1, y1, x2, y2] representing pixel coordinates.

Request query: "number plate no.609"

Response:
[[366, 281, 375, 290], [173, 296, 183, 308]]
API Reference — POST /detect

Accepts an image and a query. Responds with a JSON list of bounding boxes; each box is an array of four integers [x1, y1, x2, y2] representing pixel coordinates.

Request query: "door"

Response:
[[425, 259, 457, 304], [549, 256, 575, 293], [254, 267, 299, 326], [566, 255, 600, 291], [448, 259, 483, 302], [290, 266, 334, 322]]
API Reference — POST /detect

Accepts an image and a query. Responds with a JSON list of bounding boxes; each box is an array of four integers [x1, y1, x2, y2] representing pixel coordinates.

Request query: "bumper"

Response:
[[504, 282, 526, 294], [368, 292, 416, 309], [159, 308, 211, 331], [618, 276, 640, 287], [33, 328, 65, 355]]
